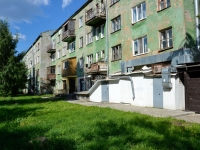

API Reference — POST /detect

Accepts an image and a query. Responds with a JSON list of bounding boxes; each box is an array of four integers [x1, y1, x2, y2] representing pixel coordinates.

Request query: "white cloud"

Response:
[[14, 26, 20, 30], [13, 33, 26, 41], [0, 0, 50, 23], [62, 0, 72, 8], [33, 0, 50, 5]]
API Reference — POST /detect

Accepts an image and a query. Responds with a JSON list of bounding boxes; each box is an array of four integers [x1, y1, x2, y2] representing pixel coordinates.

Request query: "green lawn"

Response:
[[0, 95, 200, 150]]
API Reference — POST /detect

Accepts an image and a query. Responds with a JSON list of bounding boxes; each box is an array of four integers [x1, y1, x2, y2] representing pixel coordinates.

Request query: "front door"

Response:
[[69, 78, 76, 93], [153, 78, 163, 108]]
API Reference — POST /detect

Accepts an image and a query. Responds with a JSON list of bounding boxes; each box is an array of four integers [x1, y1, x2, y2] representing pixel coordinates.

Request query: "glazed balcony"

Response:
[[85, 62, 107, 74], [62, 19, 76, 42], [62, 57, 77, 77], [62, 30, 76, 42], [85, 7, 106, 26], [47, 44, 56, 53]]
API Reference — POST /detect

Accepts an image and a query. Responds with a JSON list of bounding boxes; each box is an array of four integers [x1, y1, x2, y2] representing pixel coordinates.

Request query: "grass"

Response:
[[0, 95, 200, 150]]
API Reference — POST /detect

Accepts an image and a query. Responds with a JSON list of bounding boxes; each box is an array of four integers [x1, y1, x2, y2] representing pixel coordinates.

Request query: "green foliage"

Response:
[[0, 95, 200, 150], [0, 20, 27, 96]]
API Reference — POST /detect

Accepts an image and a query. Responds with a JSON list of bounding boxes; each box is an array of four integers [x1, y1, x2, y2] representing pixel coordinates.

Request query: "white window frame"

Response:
[[132, 2, 146, 24], [133, 36, 148, 56], [69, 41, 75, 53], [101, 50, 105, 59], [79, 36, 83, 48], [86, 32, 93, 45], [87, 54, 93, 65], [160, 28, 173, 50], [57, 65, 61, 74], [111, 16, 121, 33], [158, 0, 170, 11], [96, 52, 100, 62], [62, 46, 66, 56], [96, 27, 99, 41], [57, 50, 61, 59], [101, 24, 105, 38], [79, 16, 83, 28], [51, 53, 55, 61], [112, 45, 122, 60]]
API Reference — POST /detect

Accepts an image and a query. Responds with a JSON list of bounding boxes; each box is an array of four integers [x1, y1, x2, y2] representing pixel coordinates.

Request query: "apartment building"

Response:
[[40, 0, 200, 111], [23, 30, 55, 94]]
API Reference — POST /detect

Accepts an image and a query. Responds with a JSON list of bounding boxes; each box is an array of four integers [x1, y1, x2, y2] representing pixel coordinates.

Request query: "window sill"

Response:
[[157, 6, 171, 12], [86, 42, 93, 46], [110, 0, 120, 7], [111, 29, 121, 34], [111, 58, 121, 62], [132, 18, 146, 25], [159, 46, 173, 52], [134, 52, 149, 56]]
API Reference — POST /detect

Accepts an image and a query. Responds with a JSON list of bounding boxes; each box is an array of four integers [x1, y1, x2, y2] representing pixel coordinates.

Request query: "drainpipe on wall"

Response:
[[105, 0, 109, 78], [195, 0, 200, 48]]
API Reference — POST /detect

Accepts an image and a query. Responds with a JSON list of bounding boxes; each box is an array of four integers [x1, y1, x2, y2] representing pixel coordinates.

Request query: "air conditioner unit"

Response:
[[153, 64, 162, 74]]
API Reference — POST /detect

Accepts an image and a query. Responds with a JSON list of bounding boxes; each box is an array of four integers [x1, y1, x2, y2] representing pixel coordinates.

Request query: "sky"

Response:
[[0, 0, 87, 53]]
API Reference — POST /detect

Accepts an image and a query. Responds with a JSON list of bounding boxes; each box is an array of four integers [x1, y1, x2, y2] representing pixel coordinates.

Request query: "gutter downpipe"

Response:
[[105, 0, 109, 78], [195, 0, 200, 48]]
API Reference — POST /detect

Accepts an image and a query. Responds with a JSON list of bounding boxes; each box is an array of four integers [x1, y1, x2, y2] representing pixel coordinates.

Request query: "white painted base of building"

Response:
[[89, 74, 185, 110]]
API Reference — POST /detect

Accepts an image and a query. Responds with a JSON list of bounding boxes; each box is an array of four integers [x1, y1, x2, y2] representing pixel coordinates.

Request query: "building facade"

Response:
[[25, 0, 200, 112], [23, 30, 55, 94]]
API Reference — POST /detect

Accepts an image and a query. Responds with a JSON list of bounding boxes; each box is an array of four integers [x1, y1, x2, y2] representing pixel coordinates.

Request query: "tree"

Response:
[[0, 20, 27, 96]]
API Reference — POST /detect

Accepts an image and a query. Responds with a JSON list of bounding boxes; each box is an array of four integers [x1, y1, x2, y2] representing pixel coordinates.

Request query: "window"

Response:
[[160, 28, 172, 50], [87, 54, 93, 66], [112, 44, 122, 60], [52, 39, 56, 48], [69, 41, 75, 53], [79, 36, 83, 48], [132, 2, 146, 24], [111, 0, 120, 6], [96, 52, 100, 62], [101, 24, 105, 38], [62, 46, 66, 56], [37, 56, 39, 63], [51, 53, 55, 61], [58, 65, 61, 74], [158, 0, 170, 11], [79, 57, 84, 69], [133, 36, 148, 55], [79, 16, 83, 28], [38, 43, 40, 50], [50, 66, 55, 74], [101, 50, 105, 59], [57, 81, 62, 90], [111, 16, 121, 33], [63, 61, 68, 69], [96, 27, 99, 41], [58, 34, 61, 43], [86, 32, 93, 45], [57, 50, 61, 59]]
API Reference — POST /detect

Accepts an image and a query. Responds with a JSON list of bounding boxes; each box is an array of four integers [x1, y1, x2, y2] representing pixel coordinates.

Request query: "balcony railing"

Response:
[[62, 30, 76, 42], [47, 44, 56, 53], [85, 62, 107, 74], [85, 7, 106, 26]]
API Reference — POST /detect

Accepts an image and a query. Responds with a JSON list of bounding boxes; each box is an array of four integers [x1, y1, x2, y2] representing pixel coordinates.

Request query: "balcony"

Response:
[[62, 30, 76, 42], [47, 66, 56, 80], [62, 20, 76, 42], [85, 7, 106, 26], [85, 62, 107, 74], [47, 44, 56, 53], [62, 57, 77, 77]]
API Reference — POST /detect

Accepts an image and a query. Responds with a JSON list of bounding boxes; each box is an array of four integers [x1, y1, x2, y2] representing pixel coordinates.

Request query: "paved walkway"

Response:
[[68, 100, 200, 124]]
